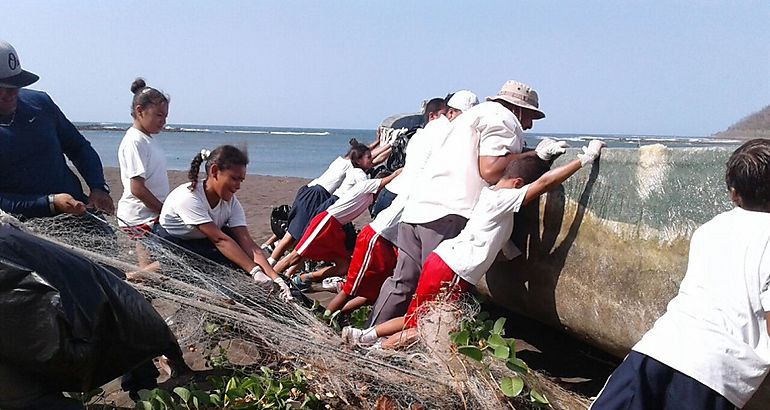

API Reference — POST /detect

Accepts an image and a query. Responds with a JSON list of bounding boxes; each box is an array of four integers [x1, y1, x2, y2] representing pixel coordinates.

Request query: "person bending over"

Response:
[[325, 192, 407, 316], [591, 138, 770, 410], [368, 79, 568, 326], [267, 139, 378, 265], [155, 145, 292, 301], [343, 141, 605, 347], [276, 167, 401, 289]]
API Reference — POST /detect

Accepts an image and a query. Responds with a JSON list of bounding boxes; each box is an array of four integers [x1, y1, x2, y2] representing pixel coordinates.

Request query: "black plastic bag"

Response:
[[0, 224, 179, 404], [270, 204, 291, 237]]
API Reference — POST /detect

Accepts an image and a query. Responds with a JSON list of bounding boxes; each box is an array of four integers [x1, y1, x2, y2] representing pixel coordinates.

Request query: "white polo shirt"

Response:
[[308, 156, 351, 194], [332, 167, 368, 198], [434, 185, 528, 286], [116, 127, 169, 226], [326, 178, 381, 225], [633, 207, 770, 407], [401, 101, 525, 224], [369, 192, 408, 246], [159, 181, 247, 240], [386, 115, 451, 196]]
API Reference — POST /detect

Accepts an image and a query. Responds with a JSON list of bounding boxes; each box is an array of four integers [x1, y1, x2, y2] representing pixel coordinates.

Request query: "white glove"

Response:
[[273, 277, 294, 302], [535, 138, 570, 160], [577, 140, 606, 167], [250, 266, 273, 292]]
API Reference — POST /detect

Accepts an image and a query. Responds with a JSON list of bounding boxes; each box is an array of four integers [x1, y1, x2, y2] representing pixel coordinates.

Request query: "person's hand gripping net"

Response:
[[535, 138, 570, 161], [577, 140, 606, 166]]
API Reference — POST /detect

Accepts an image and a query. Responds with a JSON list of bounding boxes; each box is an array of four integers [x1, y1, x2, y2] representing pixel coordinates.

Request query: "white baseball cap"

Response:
[[447, 90, 479, 112], [0, 40, 39, 88]]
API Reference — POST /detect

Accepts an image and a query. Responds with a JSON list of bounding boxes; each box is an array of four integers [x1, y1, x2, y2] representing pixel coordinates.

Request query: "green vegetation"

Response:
[[135, 368, 321, 410], [450, 311, 551, 407]]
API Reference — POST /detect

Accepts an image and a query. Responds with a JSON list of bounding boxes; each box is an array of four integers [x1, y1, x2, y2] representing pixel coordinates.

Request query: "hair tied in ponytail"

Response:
[[200, 149, 211, 160]]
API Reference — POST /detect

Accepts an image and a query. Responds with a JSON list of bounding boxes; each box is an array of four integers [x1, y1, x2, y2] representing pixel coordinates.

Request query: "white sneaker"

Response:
[[321, 277, 344, 292]]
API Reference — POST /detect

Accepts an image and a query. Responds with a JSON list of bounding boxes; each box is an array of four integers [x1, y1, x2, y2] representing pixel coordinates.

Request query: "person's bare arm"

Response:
[[196, 222, 257, 272], [478, 151, 538, 185], [522, 159, 583, 206], [522, 140, 605, 206], [372, 145, 392, 165], [229, 226, 281, 280], [377, 168, 402, 191], [129, 177, 163, 214]]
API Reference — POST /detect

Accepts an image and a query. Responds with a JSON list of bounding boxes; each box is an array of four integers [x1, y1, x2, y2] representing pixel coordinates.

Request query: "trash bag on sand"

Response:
[[0, 223, 179, 404], [270, 204, 291, 237]]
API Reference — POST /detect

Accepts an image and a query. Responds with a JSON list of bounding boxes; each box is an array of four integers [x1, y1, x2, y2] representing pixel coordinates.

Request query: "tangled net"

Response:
[[12, 213, 589, 409]]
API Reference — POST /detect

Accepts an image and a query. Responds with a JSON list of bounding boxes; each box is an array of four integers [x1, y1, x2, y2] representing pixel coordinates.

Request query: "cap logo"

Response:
[[7, 52, 18, 71]]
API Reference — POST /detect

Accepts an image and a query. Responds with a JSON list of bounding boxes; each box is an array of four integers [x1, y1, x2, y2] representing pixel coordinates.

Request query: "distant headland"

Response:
[[714, 105, 770, 139]]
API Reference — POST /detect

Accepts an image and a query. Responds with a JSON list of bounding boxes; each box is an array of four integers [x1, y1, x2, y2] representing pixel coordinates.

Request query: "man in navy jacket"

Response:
[[0, 39, 113, 217]]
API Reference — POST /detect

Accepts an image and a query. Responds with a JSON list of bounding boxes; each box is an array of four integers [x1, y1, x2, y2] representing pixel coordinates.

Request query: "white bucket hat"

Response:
[[486, 80, 545, 119], [447, 90, 479, 112], [0, 40, 39, 88]]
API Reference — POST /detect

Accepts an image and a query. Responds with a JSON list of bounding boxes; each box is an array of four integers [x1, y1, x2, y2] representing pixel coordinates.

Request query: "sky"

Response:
[[3, 1, 769, 136]]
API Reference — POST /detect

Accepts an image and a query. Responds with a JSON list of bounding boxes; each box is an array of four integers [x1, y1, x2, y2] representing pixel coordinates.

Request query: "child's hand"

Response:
[[535, 138, 570, 160], [274, 277, 294, 302], [251, 266, 274, 292], [577, 140, 606, 166]]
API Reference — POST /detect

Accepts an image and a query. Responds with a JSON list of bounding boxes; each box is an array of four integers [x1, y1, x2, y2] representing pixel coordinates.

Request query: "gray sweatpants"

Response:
[[368, 214, 467, 326]]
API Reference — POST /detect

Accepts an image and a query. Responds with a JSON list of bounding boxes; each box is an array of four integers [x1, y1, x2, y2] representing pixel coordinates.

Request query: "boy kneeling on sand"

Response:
[[591, 139, 770, 410], [342, 140, 605, 347]]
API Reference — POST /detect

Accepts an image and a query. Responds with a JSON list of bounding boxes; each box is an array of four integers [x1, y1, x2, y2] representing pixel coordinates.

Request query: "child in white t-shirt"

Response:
[[591, 139, 770, 410], [267, 139, 374, 265], [343, 140, 604, 346], [157, 145, 292, 302], [116, 78, 169, 270], [275, 167, 401, 288]]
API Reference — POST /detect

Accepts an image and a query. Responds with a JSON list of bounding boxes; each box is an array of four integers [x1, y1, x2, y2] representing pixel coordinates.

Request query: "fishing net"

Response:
[[7, 212, 589, 409]]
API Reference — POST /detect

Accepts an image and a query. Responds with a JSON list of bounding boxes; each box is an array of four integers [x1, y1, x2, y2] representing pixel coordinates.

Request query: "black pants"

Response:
[[591, 351, 735, 410], [370, 188, 397, 219], [153, 224, 238, 267]]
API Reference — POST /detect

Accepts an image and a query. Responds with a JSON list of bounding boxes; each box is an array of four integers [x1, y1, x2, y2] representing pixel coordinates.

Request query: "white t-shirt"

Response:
[[401, 101, 525, 224], [434, 185, 527, 286], [308, 156, 351, 194], [633, 207, 770, 407], [326, 178, 381, 225], [332, 167, 368, 198], [369, 192, 408, 246], [116, 127, 169, 226], [386, 116, 451, 196], [159, 181, 247, 240]]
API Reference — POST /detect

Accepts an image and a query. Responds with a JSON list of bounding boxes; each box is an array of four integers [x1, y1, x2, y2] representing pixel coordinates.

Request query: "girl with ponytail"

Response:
[[117, 78, 170, 231], [116, 78, 170, 269], [267, 138, 376, 267], [156, 145, 292, 302]]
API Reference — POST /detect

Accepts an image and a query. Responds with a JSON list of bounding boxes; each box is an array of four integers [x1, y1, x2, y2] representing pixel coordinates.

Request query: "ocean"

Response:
[[81, 122, 743, 179]]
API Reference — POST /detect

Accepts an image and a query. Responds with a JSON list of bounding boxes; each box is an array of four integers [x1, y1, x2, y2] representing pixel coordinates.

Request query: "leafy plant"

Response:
[[135, 367, 322, 409], [449, 312, 550, 407], [348, 305, 371, 329]]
